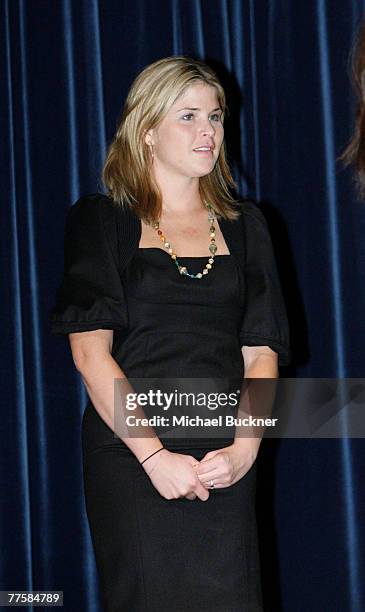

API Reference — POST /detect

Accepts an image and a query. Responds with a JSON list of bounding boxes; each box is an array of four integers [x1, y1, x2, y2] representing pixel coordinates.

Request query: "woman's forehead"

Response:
[[172, 83, 219, 108]]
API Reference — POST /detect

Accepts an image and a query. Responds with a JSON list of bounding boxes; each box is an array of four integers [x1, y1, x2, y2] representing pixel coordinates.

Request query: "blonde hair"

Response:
[[102, 55, 240, 222]]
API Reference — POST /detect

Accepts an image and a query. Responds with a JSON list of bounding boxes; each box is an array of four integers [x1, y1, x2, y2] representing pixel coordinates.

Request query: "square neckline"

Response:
[[138, 247, 231, 259], [137, 217, 232, 258]]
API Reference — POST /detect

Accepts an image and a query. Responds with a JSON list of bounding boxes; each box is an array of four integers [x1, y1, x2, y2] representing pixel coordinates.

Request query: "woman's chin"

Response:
[[191, 162, 217, 178]]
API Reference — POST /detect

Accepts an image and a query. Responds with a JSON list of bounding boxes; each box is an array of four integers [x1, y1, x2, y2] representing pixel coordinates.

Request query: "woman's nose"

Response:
[[200, 119, 215, 136]]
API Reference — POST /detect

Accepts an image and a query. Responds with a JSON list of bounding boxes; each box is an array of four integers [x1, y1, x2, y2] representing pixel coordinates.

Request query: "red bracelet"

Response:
[[140, 447, 164, 465]]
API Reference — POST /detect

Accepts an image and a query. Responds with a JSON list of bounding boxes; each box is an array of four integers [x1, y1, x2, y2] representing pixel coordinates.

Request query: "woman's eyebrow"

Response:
[[176, 107, 222, 112]]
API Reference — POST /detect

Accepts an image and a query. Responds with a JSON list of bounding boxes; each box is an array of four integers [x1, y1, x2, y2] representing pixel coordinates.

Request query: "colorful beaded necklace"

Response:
[[151, 202, 217, 279]]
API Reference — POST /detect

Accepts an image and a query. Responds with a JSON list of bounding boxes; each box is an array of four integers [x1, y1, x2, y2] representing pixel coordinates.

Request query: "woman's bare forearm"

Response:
[[75, 352, 163, 462], [244, 354, 278, 379], [234, 354, 279, 449]]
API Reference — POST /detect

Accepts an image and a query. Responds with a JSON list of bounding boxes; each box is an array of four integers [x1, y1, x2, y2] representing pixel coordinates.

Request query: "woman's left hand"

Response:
[[192, 439, 261, 489]]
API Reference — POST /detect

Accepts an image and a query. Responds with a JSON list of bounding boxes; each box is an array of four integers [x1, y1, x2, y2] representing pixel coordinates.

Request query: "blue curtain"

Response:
[[2, 1, 365, 610]]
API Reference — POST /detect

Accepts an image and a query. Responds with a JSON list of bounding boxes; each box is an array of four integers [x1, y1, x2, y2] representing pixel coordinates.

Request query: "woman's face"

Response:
[[146, 82, 224, 180]]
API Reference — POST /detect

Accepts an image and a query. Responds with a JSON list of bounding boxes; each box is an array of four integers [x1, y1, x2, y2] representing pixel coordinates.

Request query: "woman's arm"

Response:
[[232, 345, 279, 456], [70, 328, 163, 463], [193, 346, 279, 489], [70, 329, 209, 501], [241, 345, 278, 378]]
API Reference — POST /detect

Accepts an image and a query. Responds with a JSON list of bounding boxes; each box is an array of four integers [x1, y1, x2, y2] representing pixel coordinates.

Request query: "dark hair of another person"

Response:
[[340, 18, 365, 199]]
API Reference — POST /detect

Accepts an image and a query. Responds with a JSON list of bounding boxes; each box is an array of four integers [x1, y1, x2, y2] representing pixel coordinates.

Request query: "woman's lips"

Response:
[[193, 149, 213, 156]]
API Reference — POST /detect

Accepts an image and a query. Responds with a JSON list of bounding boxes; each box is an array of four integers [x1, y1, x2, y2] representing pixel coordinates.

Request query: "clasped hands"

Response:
[[143, 438, 261, 502]]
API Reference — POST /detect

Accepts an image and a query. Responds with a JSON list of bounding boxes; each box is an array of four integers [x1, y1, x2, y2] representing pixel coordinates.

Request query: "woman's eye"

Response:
[[181, 112, 222, 122]]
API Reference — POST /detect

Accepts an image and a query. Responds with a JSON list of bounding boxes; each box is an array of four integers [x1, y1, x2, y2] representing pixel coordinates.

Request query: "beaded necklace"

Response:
[[151, 202, 217, 279]]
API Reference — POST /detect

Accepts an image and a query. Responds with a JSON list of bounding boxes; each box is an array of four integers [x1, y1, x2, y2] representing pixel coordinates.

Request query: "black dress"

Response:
[[51, 194, 291, 612]]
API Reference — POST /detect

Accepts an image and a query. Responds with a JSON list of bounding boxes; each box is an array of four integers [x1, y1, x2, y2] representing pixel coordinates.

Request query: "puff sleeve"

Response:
[[239, 201, 291, 367], [50, 194, 129, 335]]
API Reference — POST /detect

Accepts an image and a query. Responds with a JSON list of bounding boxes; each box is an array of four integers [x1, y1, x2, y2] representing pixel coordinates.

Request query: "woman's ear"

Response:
[[144, 129, 154, 146], [143, 129, 155, 161]]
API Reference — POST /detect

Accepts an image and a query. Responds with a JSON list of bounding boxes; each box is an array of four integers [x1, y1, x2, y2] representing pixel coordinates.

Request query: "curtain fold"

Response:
[[2, 1, 365, 610]]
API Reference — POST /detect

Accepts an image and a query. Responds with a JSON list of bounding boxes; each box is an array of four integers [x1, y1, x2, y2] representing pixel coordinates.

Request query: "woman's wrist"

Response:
[[232, 436, 261, 457], [140, 446, 165, 465], [133, 438, 165, 464], [141, 447, 169, 476]]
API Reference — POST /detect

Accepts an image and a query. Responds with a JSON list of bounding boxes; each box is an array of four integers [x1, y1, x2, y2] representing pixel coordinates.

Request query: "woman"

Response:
[[51, 56, 290, 612]]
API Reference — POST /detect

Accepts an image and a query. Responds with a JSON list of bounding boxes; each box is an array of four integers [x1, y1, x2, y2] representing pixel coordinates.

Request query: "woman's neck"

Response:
[[153, 170, 204, 216]]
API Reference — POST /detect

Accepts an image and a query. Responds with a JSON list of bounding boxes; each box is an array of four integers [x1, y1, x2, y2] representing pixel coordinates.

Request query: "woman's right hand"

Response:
[[141, 449, 210, 501]]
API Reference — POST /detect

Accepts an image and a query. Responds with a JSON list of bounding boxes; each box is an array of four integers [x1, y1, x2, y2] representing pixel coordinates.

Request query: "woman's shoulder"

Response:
[[68, 192, 140, 238], [68, 192, 139, 225], [65, 192, 141, 269], [239, 198, 268, 227]]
